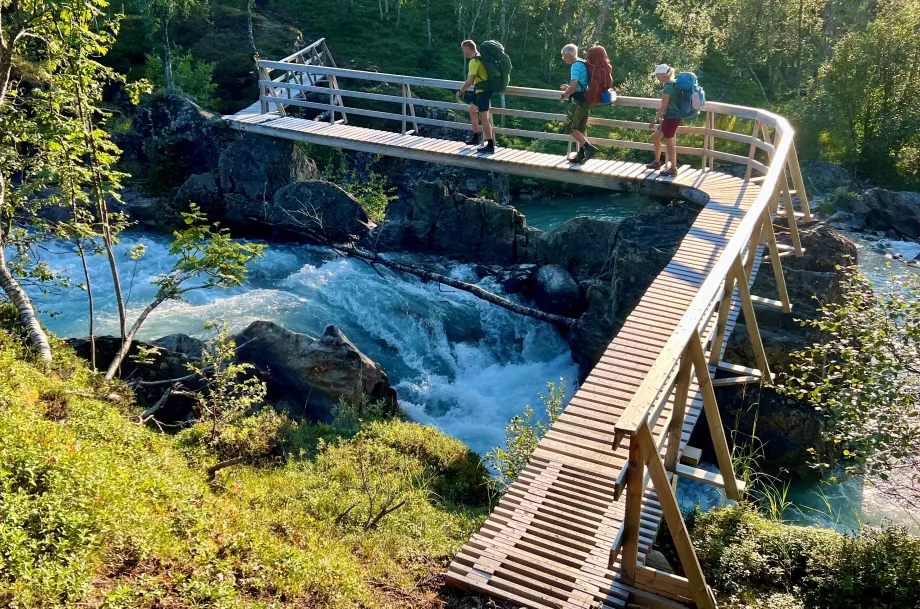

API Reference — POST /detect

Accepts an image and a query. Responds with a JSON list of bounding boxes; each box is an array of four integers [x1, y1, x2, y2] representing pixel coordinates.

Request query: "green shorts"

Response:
[[564, 99, 590, 134]]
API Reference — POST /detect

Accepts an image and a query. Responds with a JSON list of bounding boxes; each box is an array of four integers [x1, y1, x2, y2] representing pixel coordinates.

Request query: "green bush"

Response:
[[818, 186, 862, 216], [146, 51, 218, 109], [666, 504, 920, 608], [177, 407, 292, 462], [360, 420, 490, 506]]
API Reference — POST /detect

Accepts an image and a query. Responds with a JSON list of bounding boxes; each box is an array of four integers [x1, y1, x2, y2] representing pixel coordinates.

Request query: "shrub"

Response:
[[485, 379, 566, 491], [360, 420, 490, 506], [666, 504, 920, 608], [177, 407, 291, 462], [818, 186, 861, 216], [146, 51, 218, 109]]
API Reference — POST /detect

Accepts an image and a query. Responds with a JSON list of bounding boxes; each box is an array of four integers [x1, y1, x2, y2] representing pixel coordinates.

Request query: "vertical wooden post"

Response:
[[708, 111, 716, 171], [760, 208, 792, 312], [322, 41, 348, 125], [258, 65, 269, 114], [708, 277, 736, 367], [742, 216, 765, 281], [687, 329, 741, 500], [780, 176, 804, 256], [401, 83, 408, 135], [620, 433, 648, 585], [406, 84, 419, 134], [701, 111, 713, 170], [664, 353, 693, 477], [743, 120, 762, 182], [638, 423, 717, 609], [788, 143, 812, 222], [730, 256, 772, 379]]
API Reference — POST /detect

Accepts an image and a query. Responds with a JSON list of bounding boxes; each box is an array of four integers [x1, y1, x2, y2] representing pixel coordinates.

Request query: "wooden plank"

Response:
[[680, 446, 702, 465], [675, 463, 748, 493]]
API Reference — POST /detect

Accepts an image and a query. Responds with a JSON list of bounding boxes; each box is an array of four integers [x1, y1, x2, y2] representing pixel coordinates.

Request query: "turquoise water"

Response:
[[512, 192, 648, 231]]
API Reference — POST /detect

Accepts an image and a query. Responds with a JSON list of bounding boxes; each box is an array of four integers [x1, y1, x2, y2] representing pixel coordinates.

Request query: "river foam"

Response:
[[28, 232, 578, 457]]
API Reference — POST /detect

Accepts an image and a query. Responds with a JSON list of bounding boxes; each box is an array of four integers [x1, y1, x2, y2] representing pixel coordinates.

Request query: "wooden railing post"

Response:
[[788, 144, 813, 222], [401, 83, 408, 135], [258, 65, 270, 114], [730, 256, 772, 379], [702, 111, 714, 171], [664, 352, 693, 477], [687, 329, 741, 500], [779, 176, 804, 256], [406, 84, 419, 134], [708, 277, 736, 367], [744, 120, 762, 182], [760, 208, 792, 312], [638, 422, 718, 609], [620, 433, 648, 585]]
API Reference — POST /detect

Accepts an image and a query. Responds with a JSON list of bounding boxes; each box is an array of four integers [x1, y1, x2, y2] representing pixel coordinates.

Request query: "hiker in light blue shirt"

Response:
[[559, 44, 598, 164]]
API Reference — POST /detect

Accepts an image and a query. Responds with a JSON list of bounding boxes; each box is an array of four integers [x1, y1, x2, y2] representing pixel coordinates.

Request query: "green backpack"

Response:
[[478, 40, 512, 93]]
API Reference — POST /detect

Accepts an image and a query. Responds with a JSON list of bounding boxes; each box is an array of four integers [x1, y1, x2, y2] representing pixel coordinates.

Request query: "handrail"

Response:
[[255, 60, 782, 176], [614, 119, 793, 436]]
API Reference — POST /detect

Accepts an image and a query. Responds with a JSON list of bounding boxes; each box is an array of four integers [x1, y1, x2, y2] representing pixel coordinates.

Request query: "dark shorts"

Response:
[[469, 90, 491, 112], [564, 99, 590, 134], [659, 118, 682, 138]]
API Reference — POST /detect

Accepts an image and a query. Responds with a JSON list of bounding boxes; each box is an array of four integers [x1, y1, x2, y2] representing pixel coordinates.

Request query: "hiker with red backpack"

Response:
[[647, 64, 706, 177], [559, 44, 613, 164]]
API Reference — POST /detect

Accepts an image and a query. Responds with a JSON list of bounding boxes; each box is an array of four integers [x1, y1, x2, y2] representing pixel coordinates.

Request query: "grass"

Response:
[[0, 309, 489, 608]]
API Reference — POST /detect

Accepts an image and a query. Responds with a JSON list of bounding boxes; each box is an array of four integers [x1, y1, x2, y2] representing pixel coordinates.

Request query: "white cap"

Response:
[[652, 64, 671, 76]]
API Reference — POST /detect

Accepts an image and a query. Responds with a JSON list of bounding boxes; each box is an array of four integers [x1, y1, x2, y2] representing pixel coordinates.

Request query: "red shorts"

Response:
[[659, 118, 682, 138]]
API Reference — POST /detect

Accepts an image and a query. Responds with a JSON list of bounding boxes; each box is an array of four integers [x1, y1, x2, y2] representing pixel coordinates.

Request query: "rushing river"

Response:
[[30, 234, 580, 457], [25, 191, 919, 531]]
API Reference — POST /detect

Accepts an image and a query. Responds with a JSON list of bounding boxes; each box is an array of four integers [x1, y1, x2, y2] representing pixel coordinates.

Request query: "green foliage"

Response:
[[188, 321, 267, 440], [178, 407, 290, 462], [672, 504, 920, 608], [360, 420, 490, 505], [322, 157, 397, 223], [818, 186, 862, 216], [780, 268, 920, 507], [0, 324, 487, 607], [485, 378, 565, 491], [146, 50, 219, 108], [816, 0, 920, 188]]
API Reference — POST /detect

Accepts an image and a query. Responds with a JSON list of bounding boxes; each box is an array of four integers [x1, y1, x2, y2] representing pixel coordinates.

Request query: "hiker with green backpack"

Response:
[[647, 63, 706, 177], [456, 39, 512, 155]]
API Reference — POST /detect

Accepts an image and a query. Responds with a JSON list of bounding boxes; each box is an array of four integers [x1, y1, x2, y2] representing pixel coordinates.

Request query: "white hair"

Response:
[[561, 44, 579, 57]]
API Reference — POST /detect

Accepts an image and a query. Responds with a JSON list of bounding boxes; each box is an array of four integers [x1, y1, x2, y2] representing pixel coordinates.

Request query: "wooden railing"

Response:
[[250, 44, 814, 608]]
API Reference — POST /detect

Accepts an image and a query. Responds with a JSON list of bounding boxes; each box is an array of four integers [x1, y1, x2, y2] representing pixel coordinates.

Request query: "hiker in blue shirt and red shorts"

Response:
[[647, 64, 682, 177]]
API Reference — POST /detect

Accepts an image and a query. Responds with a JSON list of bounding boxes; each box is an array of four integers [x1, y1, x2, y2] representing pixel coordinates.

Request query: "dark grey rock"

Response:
[[533, 264, 583, 317], [801, 161, 857, 194], [536, 216, 619, 279], [234, 321, 397, 420], [172, 172, 222, 217], [268, 180, 371, 242]]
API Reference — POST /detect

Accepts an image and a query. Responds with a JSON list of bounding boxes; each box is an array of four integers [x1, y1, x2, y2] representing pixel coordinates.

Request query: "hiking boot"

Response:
[[465, 131, 481, 146], [646, 161, 662, 170], [479, 140, 495, 154], [660, 167, 678, 177], [569, 149, 587, 164], [582, 143, 598, 161]]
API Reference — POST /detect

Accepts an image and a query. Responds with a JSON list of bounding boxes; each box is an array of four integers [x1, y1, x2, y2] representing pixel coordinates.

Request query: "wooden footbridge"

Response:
[[227, 40, 814, 609]]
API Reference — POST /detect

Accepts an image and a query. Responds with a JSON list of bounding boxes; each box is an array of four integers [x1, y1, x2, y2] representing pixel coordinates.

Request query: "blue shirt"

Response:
[[570, 60, 589, 92]]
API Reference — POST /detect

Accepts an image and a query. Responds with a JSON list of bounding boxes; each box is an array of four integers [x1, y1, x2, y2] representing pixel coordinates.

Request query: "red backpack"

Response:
[[584, 45, 613, 107]]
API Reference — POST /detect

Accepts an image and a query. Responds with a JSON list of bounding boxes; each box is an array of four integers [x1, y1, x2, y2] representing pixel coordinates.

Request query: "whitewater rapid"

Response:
[[29, 232, 579, 456]]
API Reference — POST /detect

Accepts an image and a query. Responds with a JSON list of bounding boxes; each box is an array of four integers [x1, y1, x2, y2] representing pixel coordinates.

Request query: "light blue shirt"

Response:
[[570, 60, 589, 92]]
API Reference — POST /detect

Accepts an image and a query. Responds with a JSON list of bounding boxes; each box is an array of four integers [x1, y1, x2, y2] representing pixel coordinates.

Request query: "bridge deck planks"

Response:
[[226, 114, 771, 608]]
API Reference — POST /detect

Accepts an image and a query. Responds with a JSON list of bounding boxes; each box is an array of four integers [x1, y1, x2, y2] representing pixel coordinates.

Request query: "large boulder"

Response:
[[171, 172, 222, 217], [567, 204, 700, 371], [66, 335, 204, 421], [381, 181, 533, 263], [801, 161, 858, 194], [218, 134, 318, 226], [533, 264, 584, 317], [118, 92, 233, 189], [858, 188, 920, 239], [536, 216, 620, 278], [234, 321, 397, 420], [267, 181, 372, 242]]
